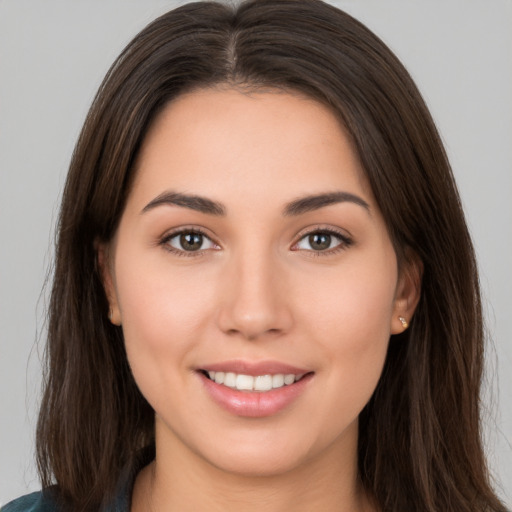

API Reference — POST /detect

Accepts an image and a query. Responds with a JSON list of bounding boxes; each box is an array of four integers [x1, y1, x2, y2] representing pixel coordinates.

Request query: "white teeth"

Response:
[[205, 371, 306, 392], [284, 374, 296, 385], [224, 372, 236, 388], [235, 374, 254, 390], [272, 374, 285, 388], [254, 375, 273, 391]]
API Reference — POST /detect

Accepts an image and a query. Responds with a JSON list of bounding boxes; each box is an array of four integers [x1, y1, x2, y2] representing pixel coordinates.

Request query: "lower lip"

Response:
[[199, 372, 313, 418]]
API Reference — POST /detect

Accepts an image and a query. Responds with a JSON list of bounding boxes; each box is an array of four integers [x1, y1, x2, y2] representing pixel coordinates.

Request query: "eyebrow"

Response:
[[141, 191, 226, 216], [141, 190, 370, 217], [283, 191, 370, 216]]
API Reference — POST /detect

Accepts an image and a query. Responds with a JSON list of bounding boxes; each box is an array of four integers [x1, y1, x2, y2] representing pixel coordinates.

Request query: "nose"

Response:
[[216, 250, 293, 341]]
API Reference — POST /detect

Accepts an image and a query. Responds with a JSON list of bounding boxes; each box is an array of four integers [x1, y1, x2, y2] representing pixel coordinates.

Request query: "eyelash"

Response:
[[160, 227, 217, 258], [291, 227, 353, 256], [159, 226, 353, 258]]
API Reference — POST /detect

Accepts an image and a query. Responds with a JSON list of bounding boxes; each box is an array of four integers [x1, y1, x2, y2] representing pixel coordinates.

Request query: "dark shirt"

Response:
[[2, 447, 154, 512]]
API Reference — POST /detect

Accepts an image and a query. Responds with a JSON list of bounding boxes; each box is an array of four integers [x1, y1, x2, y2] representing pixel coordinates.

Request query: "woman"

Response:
[[3, 0, 508, 510]]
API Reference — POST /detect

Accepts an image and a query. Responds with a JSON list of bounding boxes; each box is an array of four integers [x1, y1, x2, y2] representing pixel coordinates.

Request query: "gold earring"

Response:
[[108, 308, 113, 321], [399, 316, 408, 329]]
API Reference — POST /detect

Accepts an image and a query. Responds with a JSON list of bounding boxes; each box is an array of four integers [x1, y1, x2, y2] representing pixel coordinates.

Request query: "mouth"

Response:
[[196, 362, 314, 417], [199, 369, 308, 392]]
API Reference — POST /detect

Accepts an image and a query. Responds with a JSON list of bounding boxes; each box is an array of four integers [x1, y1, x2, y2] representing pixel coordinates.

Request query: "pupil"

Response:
[[180, 233, 202, 251], [309, 233, 331, 250]]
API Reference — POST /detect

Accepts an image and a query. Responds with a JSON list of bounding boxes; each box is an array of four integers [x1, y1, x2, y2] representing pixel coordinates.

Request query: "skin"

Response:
[[100, 88, 421, 512]]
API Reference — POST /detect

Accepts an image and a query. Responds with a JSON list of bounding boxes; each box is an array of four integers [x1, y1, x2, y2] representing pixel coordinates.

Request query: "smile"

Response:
[[204, 370, 305, 392], [198, 364, 314, 417]]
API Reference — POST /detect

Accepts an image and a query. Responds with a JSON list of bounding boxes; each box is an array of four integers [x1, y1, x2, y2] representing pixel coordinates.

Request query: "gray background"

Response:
[[1, 0, 511, 507]]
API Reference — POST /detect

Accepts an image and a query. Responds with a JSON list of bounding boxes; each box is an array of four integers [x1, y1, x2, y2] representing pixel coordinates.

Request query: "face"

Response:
[[102, 89, 419, 478]]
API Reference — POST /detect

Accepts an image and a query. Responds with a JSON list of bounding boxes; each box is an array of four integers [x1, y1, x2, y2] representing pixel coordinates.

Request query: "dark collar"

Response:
[[108, 444, 156, 511]]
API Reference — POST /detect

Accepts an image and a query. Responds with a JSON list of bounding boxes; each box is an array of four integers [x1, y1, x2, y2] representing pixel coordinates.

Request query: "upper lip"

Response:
[[198, 360, 311, 376]]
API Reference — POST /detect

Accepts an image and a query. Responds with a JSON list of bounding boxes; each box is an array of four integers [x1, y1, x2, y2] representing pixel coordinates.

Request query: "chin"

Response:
[[206, 445, 310, 478], [193, 424, 348, 479]]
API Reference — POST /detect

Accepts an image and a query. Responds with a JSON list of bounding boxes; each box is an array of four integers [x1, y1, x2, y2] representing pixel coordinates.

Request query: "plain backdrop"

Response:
[[0, 0, 511, 507]]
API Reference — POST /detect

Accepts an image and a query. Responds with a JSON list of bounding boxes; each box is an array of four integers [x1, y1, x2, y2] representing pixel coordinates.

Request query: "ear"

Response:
[[390, 251, 423, 334], [95, 240, 122, 326]]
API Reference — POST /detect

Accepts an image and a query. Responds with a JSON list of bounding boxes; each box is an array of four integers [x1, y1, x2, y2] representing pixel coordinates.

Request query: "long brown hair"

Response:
[[37, 1, 507, 510]]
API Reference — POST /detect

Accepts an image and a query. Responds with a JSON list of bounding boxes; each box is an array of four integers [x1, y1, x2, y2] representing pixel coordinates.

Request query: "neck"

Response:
[[132, 422, 374, 512]]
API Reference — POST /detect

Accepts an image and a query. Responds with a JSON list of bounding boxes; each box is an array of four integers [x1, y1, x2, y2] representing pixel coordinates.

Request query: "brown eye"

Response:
[[179, 233, 203, 251], [165, 231, 216, 253], [308, 233, 332, 251], [294, 230, 352, 253]]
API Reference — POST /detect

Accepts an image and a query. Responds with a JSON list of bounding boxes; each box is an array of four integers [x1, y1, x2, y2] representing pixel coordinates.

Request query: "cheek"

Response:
[[302, 263, 396, 345], [116, 248, 213, 329], [112, 254, 222, 422], [297, 251, 397, 392], [113, 251, 218, 383]]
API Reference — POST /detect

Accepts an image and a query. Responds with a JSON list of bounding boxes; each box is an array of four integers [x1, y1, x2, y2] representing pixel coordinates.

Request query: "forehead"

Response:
[[129, 88, 372, 210]]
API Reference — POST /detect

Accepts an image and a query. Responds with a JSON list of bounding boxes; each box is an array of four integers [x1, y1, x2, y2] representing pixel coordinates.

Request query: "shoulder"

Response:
[[2, 446, 154, 512], [2, 491, 59, 512]]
